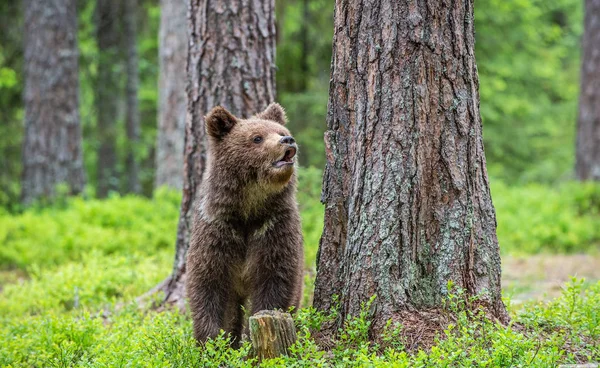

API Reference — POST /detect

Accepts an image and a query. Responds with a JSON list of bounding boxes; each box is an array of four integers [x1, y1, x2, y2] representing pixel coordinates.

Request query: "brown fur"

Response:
[[186, 103, 304, 347]]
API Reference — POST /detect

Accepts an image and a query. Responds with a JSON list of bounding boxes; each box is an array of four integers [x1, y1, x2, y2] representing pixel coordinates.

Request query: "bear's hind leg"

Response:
[[223, 296, 246, 348]]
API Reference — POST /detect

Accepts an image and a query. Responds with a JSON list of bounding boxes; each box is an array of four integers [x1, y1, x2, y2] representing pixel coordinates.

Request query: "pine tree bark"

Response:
[[576, 0, 600, 181], [155, 0, 188, 190], [313, 0, 509, 341], [95, 0, 121, 198], [124, 0, 141, 194], [21, 0, 85, 205], [148, 0, 277, 309]]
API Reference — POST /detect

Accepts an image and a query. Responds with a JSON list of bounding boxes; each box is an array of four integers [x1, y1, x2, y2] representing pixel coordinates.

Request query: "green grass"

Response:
[[0, 169, 326, 276], [494, 180, 600, 254], [0, 187, 181, 272], [1, 169, 600, 366], [2, 169, 599, 276], [1, 258, 598, 366]]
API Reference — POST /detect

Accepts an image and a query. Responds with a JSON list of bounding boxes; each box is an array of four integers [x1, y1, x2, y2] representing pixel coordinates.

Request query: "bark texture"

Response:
[[124, 0, 141, 193], [576, 0, 600, 181], [155, 0, 187, 190], [155, 0, 277, 309], [95, 0, 121, 198], [21, 0, 85, 205], [313, 0, 508, 337]]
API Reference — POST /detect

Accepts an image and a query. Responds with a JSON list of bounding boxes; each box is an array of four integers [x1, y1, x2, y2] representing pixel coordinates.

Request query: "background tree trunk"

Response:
[[576, 0, 600, 181], [150, 0, 277, 309], [95, 0, 121, 198], [313, 0, 508, 341], [155, 0, 188, 190], [124, 0, 141, 194], [21, 0, 85, 205], [299, 0, 309, 91]]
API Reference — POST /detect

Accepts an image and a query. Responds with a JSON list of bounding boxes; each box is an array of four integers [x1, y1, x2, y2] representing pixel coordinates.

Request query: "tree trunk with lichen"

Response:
[[576, 0, 600, 181], [313, 0, 509, 344], [145, 0, 277, 310]]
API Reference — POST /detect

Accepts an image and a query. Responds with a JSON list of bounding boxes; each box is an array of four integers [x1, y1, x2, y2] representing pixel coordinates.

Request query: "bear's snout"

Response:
[[273, 140, 297, 168], [279, 136, 295, 145]]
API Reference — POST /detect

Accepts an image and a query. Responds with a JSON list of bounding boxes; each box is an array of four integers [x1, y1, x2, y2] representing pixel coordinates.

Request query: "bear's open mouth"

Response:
[[274, 147, 296, 168]]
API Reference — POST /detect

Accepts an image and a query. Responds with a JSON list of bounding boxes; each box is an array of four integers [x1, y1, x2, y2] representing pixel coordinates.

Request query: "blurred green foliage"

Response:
[[276, 0, 333, 170], [494, 181, 600, 254], [278, 0, 586, 184], [0, 0, 588, 209], [0, 188, 180, 271], [2, 169, 599, 278], [0, 1, 23, 210], [296, 167, 325, 267], [0, 0, 161, 207], [476, 0, 583, 183], [78, 0, 160, 196], [0, 169, 324, 274]]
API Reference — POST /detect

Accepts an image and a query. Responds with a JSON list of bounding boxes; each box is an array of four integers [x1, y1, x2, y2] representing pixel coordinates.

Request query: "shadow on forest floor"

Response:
[[502, 254, 600, 304]]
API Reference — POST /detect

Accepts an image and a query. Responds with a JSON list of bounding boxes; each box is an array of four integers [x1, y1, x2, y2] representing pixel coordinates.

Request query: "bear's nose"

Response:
[[280, 136, 295, 144]]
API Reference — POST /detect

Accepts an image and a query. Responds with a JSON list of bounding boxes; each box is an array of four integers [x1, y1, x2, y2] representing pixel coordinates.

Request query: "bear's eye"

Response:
[[253, 136, 263, 144]]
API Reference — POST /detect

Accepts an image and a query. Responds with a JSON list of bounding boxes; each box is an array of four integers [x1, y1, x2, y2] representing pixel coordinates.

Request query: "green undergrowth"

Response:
[[493, 180, 600, 254], [0, 167, 326, 278], [1, 169, 599, 280], [0, 187, 181, 272], [1, 257, 598, 367], [1, 169, 600, 365]]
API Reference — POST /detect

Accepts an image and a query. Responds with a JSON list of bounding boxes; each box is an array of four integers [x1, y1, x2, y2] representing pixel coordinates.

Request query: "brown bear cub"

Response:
[[186, 103, 304, 347]]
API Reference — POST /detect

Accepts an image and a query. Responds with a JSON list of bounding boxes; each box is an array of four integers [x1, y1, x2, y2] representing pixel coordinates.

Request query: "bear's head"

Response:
[[205, 103, 297, 190]]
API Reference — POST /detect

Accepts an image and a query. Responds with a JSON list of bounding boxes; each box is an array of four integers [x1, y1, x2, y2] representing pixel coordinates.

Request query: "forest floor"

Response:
[[502, 254, 600, 304], [2, 255, 598, 305]]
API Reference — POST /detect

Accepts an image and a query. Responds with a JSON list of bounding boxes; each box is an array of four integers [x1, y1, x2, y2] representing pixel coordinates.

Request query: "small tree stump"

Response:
[[249, 310, 297, 361]]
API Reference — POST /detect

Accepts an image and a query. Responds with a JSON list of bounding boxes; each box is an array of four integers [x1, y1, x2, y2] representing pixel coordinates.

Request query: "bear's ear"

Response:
[[205, 106, 238, 140], [255, 103, 287, 125]]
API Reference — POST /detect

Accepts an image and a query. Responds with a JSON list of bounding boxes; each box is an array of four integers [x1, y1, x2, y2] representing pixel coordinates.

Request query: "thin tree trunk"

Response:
[[1, 2, 25, 208], [95, 0, 121, 198], [21, 0, 85, 205], [155, 0, 187, 190], [313, 0, 508, 343], [124, 0, 141, 194], [148, 0, 277, 309], [299, 0, 309, 91], [576, 0, 600, 181]]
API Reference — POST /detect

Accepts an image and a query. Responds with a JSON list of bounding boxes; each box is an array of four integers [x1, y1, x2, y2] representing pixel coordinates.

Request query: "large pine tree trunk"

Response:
[[148, 0, 277, 309], [95, 0, 121, 198], [155, 0, 187, 190], [313, 0, 508, 341], [21, 0, 85, 205], [124, 0, 141, 194], [576, 0, 600, 181]]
